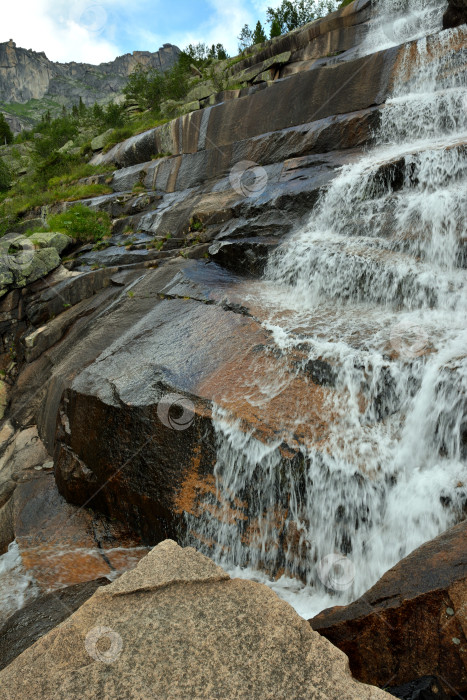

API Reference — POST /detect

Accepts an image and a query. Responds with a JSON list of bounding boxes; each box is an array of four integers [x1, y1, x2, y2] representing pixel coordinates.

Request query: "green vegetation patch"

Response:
[[43, 204, 111, 242]]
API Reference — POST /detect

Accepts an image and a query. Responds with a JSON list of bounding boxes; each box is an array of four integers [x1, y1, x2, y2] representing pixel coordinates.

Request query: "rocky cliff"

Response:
[[0, 39, 180, 130]]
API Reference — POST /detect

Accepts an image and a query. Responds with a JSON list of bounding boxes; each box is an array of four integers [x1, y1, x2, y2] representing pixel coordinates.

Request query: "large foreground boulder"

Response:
[[311, 520, 467, 696], [0, 540, 391, 699]]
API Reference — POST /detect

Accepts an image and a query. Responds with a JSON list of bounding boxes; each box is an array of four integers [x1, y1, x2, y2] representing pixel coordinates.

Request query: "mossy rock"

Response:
[[186, 81, 216, 102], [91, 129, 114, 152], [179, 100, 201, 115], [11, 247, 61, 288], [30, 232, 72, 254]]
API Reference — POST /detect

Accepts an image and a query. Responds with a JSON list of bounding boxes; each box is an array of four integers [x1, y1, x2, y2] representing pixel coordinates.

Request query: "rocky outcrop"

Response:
[[0, 540, 392, 699], [0, 421, 147, 623], [0, 39, 180, 128], [310, 520, 467, 696], [0, 232, 73, 300], [443, 0, 467, 29]]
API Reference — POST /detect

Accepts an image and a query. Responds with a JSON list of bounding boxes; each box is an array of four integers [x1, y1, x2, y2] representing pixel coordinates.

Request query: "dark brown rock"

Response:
[[386, 676, 449, 700], [12, 471, 147, 592], [443, 0, 467, 29], [310, 520, 467, 696], [0, 577, 110, 671]]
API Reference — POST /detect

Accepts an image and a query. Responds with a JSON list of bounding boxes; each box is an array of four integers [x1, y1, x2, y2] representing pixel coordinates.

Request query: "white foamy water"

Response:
[[360, 0, 447, 56], [185, 3, 467, 618], [0, 541, 38, 624]]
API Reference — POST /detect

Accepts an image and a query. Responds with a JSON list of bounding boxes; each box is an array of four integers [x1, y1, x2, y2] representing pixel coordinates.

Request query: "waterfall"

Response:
[[0, 541, 38, 624], [185, 3, 467, 617]]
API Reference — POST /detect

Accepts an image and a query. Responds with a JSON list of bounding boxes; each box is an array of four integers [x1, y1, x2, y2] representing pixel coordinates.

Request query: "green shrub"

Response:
[[0, 158, 11, 192], [45, 204, 111, 242]]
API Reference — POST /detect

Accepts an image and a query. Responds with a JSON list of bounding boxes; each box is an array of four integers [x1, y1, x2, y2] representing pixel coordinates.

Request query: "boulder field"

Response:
[[0, 0, 466, 697]]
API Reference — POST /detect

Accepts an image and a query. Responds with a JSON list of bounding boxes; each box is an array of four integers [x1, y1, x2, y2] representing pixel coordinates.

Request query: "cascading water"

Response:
[[0, 541, 38, 623], [185, 1, 467, 618]]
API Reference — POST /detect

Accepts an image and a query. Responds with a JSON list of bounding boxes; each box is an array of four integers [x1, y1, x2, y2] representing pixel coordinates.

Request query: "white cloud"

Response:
[[0, 0, 286, 65], [0, 0, 122, 63]]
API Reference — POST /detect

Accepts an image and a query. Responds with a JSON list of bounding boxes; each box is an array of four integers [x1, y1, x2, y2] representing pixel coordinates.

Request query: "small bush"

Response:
[[45, 204, 111, 242], [0, 159, 11, 192]]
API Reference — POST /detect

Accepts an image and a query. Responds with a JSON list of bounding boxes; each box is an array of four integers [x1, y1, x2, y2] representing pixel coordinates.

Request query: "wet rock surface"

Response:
[[386, 676, 449, 700], [0, 540, 391, 700], [443, 0, 467, 29], [0, 4, 465, 695], [310, 521, 467, 696], [0, 577, 110, 672]]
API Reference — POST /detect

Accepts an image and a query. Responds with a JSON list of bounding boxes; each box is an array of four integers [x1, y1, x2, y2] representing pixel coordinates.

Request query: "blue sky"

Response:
[[1, 0, 283, 64]]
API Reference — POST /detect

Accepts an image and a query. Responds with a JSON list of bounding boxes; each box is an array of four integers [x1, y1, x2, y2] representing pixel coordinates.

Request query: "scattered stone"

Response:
[[91, 129, 114, 152], [57, 140, 75, 154]]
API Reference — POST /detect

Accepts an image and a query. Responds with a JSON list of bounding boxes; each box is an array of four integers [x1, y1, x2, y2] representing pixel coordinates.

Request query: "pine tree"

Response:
[[270, 18, 282, 38], [0, 158, 11, 191], [252, 21, 267, 45], [0, 113, 13, 145]]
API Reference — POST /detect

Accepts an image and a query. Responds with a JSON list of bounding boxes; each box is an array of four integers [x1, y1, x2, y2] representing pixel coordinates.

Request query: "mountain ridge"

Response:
[[0, 39, 180, 131]]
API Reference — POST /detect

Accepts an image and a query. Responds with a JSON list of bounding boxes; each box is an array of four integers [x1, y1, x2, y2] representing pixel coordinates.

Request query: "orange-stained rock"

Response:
[[310, 520, 467, 696], [13, 472, 148, 591]]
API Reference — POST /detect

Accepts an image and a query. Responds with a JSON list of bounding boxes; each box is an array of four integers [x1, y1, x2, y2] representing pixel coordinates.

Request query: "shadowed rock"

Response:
[[0, 577, 110, 671], [443, 0, 467, 29]]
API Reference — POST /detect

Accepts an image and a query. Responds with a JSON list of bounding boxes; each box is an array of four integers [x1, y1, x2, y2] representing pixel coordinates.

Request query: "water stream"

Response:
[[185, 1, 467, 617]]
